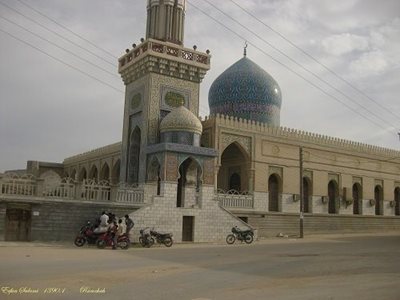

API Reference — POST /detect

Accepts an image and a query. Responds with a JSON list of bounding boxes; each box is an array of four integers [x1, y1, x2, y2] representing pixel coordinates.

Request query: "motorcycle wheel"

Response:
[[163, 237, 173, 247], [119, 240, 130, 250], [226, 234, 235, 244], [244, 234, 254, 244], [74, 237, 86, 247], [96, 239, 106, 249]]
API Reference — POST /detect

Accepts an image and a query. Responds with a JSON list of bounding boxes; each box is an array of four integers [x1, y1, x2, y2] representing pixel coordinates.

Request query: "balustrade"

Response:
[[216, 189, 254, 209]]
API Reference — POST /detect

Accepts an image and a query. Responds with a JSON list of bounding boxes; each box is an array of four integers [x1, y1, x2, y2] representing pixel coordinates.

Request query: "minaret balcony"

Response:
[[118, 38, 210, 74]]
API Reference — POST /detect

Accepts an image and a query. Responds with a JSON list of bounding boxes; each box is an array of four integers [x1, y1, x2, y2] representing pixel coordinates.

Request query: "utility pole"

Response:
[[299, 146, 304, 238]]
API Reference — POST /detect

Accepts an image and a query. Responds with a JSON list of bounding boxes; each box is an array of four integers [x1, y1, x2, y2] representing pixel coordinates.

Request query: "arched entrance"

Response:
[[147, 157, 162, 196], [177, 157, 202, 208], [218, 143, 250, 192], [353, 183, 362, 215], [128, 126, 141, 184], [375, 185, 383, 215], [268, 174, 281, 212], [328, 180, 338, 214], [303, 177, 312, 213], [395, 187, 400, 216]]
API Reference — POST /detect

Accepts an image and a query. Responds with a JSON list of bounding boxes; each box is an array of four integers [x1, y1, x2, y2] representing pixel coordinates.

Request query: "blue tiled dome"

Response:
[[208, 57, 282, 125]]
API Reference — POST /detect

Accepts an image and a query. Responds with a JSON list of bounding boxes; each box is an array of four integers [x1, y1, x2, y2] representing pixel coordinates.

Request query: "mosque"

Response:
[[1, 0, 400, 242]]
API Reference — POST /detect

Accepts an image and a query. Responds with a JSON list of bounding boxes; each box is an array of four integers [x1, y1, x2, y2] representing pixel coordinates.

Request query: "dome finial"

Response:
[[244, 41, 248, 57]]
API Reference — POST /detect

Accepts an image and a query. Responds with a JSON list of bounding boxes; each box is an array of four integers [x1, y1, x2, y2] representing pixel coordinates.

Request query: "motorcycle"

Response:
[[96, 231, 130, 250], [74, 221, 103, 247], [150, 229, 173, 247], [226, 226, 254, 244], [139, 228, 155, 248]]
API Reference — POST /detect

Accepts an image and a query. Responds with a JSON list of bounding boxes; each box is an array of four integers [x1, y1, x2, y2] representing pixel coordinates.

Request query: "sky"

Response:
[[0, 0, 399, 172]]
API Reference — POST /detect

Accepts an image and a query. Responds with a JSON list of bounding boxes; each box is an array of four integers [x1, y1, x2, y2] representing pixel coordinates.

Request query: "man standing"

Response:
[[125, 215, 134, 235]]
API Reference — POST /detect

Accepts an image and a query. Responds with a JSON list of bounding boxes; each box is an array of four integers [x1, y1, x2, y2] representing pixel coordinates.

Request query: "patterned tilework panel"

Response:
[[208, 57, 282, 126]]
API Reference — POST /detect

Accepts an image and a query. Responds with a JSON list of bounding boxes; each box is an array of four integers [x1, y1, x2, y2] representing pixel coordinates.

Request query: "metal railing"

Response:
[[216, 189, 254, 209]]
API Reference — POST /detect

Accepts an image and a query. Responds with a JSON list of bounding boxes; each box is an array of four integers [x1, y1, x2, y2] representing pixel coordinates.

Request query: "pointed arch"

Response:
[[99, 163, 110, 182], [70, 169, 77, 181], [374, 185, 383, 215], [111, 159, 121, 185], [218, 142, 250, 192], [77, 167, 87, 182], [353, 183, 363, 215], [128, 126, 141, 184], [88, 165, 98, 181], [177, 157, 202, 208], [147, 156, 162, 195], [328, 180, 339, 214], [268, 173, 282, 212]]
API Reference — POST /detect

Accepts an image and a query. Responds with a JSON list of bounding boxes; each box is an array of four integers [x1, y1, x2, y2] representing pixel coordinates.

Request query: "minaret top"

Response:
[[146, 0, 187, 45], [243, 42, 248, 57]]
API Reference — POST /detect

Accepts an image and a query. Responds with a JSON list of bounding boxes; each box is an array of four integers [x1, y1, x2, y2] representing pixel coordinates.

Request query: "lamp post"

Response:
[[299, 146, 304, 238]]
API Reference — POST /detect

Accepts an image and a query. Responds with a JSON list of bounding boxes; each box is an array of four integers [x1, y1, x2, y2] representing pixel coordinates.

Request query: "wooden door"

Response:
[[182, 216, 194, 242]]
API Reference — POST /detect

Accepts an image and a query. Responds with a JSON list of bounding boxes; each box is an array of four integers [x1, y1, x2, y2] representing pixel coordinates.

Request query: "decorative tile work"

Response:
[[220, 133, 251, 158], [166, 153, 178, 181], [209, 57, 281, 126], [203, 159, 215, 185]]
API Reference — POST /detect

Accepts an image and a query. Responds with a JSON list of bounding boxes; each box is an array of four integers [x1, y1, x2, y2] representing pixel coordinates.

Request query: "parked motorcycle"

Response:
[[74, 221, 102, 247], [96, 231, 130, 250], [139, 228, 155, 248], [226, 226, 254, 244], [150, 229, 173, 247]]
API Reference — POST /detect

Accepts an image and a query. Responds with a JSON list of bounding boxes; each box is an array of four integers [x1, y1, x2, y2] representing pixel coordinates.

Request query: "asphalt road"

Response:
[[0, 234, 399, 300]]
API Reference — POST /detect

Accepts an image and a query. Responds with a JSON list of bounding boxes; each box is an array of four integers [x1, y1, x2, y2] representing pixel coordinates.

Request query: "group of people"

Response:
[[95, 211, 134, 249]]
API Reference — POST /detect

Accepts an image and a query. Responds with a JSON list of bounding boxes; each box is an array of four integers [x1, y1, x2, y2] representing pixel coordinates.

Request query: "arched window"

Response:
[[328, 180, 338, 214], [375, 185, 383, 216], [78, 168, 87, 182], [303, 177, 312, 213], [128, 127, 141, 184], [229, 173, 241, 191], [268, 174, 281, 212], [353, 183, 362, 215], [395, 187, 400, 216], [88, 165, 98, 181]]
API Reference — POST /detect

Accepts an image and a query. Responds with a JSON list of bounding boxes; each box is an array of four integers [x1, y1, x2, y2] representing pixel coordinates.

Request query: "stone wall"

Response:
[[242, 212, 400, 238], [0, 199, 138, 242]]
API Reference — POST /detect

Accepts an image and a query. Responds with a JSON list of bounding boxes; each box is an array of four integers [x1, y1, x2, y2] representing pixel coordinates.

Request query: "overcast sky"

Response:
[[0, 0, 399, 172]]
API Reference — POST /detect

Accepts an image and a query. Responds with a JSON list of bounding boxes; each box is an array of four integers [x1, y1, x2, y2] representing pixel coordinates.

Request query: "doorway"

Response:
[[5, 208, 31, 241], [182, 216, 194, 242]]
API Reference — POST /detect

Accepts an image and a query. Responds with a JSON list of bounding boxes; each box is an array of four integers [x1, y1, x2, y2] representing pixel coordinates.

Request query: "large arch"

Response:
[[395, 187, 400, 216], [218, 142, 250, 192], [303, 177, 312, 213], [268, 174, 282, 212], [128, 126, 141, 184], [328, 180, 339, 214], [374, 185, 383, 216], [353, 183, 362, 215], [99, 163, 110, 182], [177, 157, 202, 208]]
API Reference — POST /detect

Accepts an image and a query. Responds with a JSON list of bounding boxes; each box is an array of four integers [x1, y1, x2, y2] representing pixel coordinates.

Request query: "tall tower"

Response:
[[118, 0, 210, 185]]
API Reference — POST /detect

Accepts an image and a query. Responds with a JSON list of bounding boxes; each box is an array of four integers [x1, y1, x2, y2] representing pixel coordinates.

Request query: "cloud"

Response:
[[349, 50, 388, 77], [321, 33, 369, 56]]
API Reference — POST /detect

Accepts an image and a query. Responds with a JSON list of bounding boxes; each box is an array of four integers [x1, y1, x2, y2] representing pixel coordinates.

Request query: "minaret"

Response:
[[146, 0, 186, 45], [118, 0, 210, 185]]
